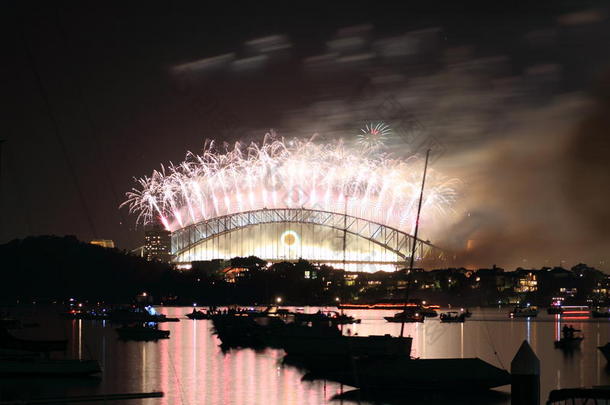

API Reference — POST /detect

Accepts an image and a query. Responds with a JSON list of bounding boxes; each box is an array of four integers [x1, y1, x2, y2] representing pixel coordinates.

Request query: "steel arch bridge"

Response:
[[171, 208, 448, 268]]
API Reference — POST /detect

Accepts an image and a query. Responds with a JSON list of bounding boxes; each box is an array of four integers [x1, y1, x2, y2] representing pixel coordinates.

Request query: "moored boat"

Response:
[[0, 327, 67, 352], [0, 357, 101, 377], [509, 305, 538, 318], [116, 325, 170, 341], [186, 308, 216, 320], [294, 311, 360, 325], [591, 308, 610, 318], [282, 334, 412, 358], [310, 357, 510, 391], [108, 307, 179, 323], [384, 308, 424, 323], [439, 311, 466, 323], [338, 299, 439, 315]]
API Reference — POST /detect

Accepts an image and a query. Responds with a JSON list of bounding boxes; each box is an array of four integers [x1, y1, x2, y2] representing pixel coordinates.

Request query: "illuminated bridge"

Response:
[[171, 208, 448, 272]]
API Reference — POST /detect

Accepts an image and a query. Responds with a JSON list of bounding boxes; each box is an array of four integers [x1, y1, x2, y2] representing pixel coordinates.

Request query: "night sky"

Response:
[[2, 1, 609, 270]]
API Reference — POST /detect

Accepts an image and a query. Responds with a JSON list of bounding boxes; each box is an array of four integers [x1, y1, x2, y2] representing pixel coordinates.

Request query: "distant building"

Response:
[[90, 239, 115, 249], [144, 226, 172, 262]]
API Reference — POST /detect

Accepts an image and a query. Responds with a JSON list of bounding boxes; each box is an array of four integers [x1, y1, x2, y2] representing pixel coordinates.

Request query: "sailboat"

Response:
[[300, 150, 510, 391]]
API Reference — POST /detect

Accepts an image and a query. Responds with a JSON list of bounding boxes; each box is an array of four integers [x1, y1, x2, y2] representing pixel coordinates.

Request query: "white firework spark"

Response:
[[357, 122, 391, 151], [122, 134, 458, 233]]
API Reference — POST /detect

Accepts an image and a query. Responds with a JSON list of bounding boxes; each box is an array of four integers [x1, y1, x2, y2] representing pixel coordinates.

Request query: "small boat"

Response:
[[0, 317, 22, 329], [439, 312, 466, 323], [548, 387, 610, 404], [555, 337, 584, 350], [0, 357, 101, 377], [384, 307, 425, 323], [186, 309, 214, 320], [554, 326, 583, 350], [116, 325, 170, 341], [108, 306, 179, 323], [591, 308, 610, 318], [283, 334, 413, 358], [338, 299, 439, 315], [311, 357, 510, 391], [509, 306, 538, 318], [0, 327, 67, 352], [295, 311, 360, 325], [598, 343, 610, 362], [61, 309, 109, 320]]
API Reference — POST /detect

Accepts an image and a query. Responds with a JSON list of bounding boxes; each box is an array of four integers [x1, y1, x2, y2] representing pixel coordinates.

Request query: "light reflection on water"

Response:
[[1, 306, 609, 405]]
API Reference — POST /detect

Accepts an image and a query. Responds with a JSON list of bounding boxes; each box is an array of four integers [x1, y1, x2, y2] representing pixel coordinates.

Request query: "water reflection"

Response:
[[2, 307, 610, 405]]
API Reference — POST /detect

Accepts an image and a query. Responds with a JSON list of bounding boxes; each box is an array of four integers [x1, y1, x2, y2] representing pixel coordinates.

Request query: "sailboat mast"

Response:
[[408, 149, 430, 274], [342, 196, 347, 269], [400, 149, 431, 338]]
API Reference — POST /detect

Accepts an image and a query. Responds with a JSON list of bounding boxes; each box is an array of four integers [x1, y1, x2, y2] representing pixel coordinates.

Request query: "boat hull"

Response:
[[314, 357, 510, 391], [0, 358, 101, 377], [384, 316, 424, 323], [283, 335, 412, 358], [116, 327, 170, 341], [554, 338, 583, 350]]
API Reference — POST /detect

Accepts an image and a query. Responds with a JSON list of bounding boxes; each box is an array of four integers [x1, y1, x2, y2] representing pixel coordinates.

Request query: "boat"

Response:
[[555, 336, 584, 350], [509, 305, 538, 318], [591, 308, 610, 318], [548, 387, 610, 404], [212, 312, 287, 349], [294, 153, 509, 393], [309, 357, 510, 391], [0, 317, 22, 329], [384, 308, 424, 323], [554, 325, 583, 350], [62, 308, 109, 320], [338, 299, 439, 316], [108, 307, 179, 323], [294, 311, 360, 325], [282, 334, 412, 358], [0, 327, 67, 352], [597, 343, 610, 362], [439, 311, 466, 323], [186, 308, 216, 320], [0, 357, 101, 377], [547, 303, 564, 315], [116, 325, 170, 341]]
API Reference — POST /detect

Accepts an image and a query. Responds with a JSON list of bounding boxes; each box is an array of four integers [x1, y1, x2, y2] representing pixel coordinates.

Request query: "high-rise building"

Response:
[[90, 239, 115, 249], [144, 226, 172, 262]]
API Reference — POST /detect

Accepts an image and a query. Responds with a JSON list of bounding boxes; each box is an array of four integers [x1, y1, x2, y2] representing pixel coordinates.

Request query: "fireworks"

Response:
[[122, 134, 458, 233], [357, 122, 391, 151]]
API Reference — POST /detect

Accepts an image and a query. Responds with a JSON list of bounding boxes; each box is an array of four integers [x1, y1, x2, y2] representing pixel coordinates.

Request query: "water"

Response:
[[2, 306, 610, 404]]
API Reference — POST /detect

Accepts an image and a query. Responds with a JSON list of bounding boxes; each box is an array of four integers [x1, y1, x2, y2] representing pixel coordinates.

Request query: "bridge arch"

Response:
[[171, 208, 447, 268]]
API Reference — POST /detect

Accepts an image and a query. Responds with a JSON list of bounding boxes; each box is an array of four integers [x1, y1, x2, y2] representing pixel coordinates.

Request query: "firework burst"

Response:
[[357, 122, 391, 151], [122, 134, 459, 233]]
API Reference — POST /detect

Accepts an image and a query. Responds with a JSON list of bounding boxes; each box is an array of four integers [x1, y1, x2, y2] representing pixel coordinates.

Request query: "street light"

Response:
[[276, 297, 282, 304]]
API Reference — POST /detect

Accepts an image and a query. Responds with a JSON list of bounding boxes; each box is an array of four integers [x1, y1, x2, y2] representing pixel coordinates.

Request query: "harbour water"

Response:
[[2, 306, 609, 404]]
